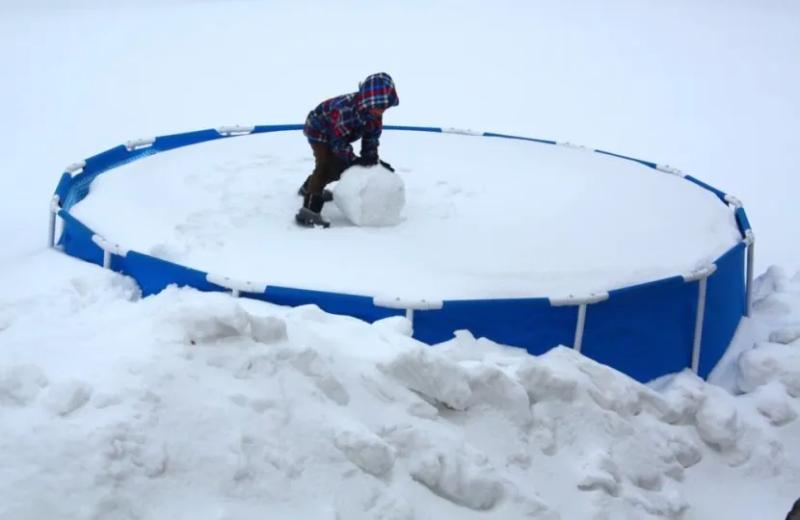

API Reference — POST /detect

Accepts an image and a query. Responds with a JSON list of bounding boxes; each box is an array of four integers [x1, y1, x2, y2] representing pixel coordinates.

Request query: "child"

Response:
[[296, 72, 399, 228]]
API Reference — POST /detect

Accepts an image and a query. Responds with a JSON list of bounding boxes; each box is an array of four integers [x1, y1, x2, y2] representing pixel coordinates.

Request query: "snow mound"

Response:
[[333, 165, 405, 227], [1, 260, 799, 519], [739, 267, 800, 397]]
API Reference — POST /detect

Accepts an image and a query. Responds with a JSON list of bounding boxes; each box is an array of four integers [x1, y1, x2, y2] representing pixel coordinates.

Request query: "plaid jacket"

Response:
[[304, 73, 399, 163]]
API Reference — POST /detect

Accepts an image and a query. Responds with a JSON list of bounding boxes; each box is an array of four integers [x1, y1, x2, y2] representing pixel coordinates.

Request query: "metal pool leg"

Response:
[[691, 276, 708, 374], [745, 231, 755, 317], [48, 195, 60, 248], [549, 293, 609, 353], [683, 264, 717, 375], [574, 303, 587, 353]]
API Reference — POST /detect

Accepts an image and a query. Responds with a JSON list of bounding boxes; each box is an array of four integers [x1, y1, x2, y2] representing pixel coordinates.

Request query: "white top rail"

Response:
[[91, 234, 129, 257], [549, 292, 609, 307], [373, 296, 444, 311], [216, 125, 255, 136], [441, 127, 483, 136], [65, 161, 86, 175], [656, 164, 685, 176], [125, 137, 156, 152], [556, 141, 592, 151], [724, 194, 743, 208], [206, 273, 267, 294], [682, 264, 717, 282]]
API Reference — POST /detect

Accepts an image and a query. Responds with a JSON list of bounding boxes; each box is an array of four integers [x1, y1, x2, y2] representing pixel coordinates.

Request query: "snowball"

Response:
[[333, 165, 405, 227]]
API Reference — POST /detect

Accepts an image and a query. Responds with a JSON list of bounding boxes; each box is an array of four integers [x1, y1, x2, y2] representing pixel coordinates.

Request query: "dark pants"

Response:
[[304, 142, 348, 195]]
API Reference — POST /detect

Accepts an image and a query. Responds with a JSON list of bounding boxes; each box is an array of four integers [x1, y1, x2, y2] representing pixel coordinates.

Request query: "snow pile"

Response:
[[1, 255, 799, 519], [333, 165, 405, 227], [737, 267, 800, 401]]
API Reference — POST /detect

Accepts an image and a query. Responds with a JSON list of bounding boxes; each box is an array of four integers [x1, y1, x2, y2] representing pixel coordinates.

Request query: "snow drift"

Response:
[[1, 254, 798, 519]]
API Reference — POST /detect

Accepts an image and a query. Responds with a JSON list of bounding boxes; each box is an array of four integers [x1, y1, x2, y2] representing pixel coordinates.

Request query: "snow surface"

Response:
[[2, 1, 800, 519], [69, 130, 739, 298]]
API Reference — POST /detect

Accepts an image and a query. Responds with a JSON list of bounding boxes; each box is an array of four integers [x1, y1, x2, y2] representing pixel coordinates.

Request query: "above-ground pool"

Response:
[[50, 124, 755, 383]]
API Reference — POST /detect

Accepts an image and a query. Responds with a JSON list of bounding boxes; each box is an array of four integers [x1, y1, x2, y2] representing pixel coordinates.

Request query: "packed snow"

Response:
[[1, 1, 799, 519], [333, 164, 405, 228]]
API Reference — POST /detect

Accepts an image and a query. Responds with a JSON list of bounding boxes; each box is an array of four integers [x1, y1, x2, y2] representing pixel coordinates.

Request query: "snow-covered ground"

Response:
[[1, 1, 799, 519]]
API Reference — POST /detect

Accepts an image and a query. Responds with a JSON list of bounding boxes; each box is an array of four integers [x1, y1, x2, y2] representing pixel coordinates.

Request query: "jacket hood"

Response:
[[357, 72, 399, 112]]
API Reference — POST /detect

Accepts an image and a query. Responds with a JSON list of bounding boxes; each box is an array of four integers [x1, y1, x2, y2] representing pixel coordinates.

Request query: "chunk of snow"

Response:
[[248, 315, 288, 344], [373, 316, 414, 337], [694, 387, 741, 451], [752, 381, 798, 426], [769, 326, 800, 345], [333, 426, 396, 477], [739, 343, 800, 397], [0, 365, 48, 406], [379, 346, 472, 410]]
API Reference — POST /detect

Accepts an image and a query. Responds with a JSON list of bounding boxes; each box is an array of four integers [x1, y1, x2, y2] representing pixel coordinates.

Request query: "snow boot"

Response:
[[298, 177, 333, 202], [295, 193, 330, 228]]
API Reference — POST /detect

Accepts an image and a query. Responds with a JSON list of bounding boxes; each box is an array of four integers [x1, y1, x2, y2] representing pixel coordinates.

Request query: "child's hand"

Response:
[[354, 156, 377, 167]]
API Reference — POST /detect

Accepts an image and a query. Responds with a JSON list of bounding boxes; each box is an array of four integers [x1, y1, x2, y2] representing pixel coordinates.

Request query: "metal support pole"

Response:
[[92, 235, 129, 271], [745, 235, 755, 317], [48, 212, 56, 248], [405, 308, 415, 323], [48, 196, 60, 248], [549, 293, 608, 353], [691, 277, 709, 374], [682, 264, 716, 375], [205, 273, 267, 298], [574, 303, 587, 353]]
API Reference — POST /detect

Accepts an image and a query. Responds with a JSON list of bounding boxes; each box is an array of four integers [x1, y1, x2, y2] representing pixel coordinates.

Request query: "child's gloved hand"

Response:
[[353, 156, 378, 167], [379, 160, 395, 172]]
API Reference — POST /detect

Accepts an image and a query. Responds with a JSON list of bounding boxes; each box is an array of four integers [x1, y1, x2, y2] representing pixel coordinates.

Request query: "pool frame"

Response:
[[49, 124, 754, 382]]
